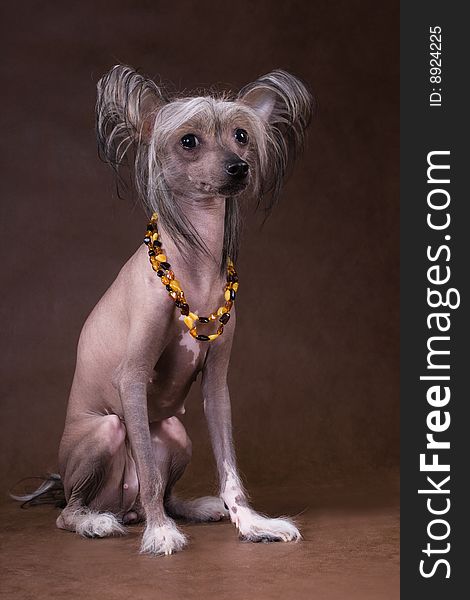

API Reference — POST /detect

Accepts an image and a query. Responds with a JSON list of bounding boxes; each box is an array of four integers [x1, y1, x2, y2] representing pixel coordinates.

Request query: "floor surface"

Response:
[[0, 479, 399, 600]]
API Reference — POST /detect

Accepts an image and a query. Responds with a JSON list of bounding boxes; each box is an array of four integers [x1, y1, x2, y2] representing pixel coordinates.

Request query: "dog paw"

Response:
[[235, 510, 301, 543], [140, 520, 187, 556], [191, 496, 230, 521], [167, 495, 229, 522], [71, 511, 126, 538]]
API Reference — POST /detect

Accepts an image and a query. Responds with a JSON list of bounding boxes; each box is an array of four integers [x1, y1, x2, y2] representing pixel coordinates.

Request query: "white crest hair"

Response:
[[96, 65, 313, 269]]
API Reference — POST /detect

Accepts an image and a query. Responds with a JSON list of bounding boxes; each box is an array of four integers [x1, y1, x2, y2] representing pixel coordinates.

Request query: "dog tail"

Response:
[[9, 474, 66, 508]]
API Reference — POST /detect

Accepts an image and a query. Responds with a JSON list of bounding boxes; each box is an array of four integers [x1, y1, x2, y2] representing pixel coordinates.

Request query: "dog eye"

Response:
[[180, 134, 199, 149], [234, 128, 249, 145]]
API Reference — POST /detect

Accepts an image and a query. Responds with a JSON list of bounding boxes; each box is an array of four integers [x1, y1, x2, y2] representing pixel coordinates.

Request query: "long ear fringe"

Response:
[[96, 64, 166, 169], [239, 70, 314, 215]]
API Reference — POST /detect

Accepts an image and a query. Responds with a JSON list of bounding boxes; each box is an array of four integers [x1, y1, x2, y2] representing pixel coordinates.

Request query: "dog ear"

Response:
[[238, 70, 313, 208], [238, 69, 312, 147], [96, 65, 167, 167]]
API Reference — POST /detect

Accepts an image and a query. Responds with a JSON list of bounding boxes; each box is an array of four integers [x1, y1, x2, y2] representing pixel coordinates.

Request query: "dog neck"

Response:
[[158, 195, 226, 288]]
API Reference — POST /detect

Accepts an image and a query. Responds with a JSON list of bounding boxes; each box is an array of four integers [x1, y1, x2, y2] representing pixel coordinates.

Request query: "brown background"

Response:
[[0, 0, 399, 494]]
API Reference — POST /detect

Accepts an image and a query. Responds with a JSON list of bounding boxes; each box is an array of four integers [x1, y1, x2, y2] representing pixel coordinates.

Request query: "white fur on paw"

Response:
[[140, 521, 187, 556], [234, 507, 301, 543], [75, 511, 126, 538], [167, 495, 229, 522]]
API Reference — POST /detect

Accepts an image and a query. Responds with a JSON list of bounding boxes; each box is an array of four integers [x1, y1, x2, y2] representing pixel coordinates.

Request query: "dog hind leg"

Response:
[[56, 414, 131, 538], [152, 417, 228, 523]]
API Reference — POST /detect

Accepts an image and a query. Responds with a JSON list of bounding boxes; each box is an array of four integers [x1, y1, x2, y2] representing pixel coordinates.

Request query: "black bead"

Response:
[[230, 289, 236, 301], [219, 312, 230, 325], [148, 250, 155, 256], [144, 237, 150, 245], [227, 273, 238, 283], [175, 300, 182, 308], [156, 270, 164, 277], [160, 261, 171, 270], [196, 334, 210, 342], [198, 316, 209, 324], [154, 240, 162, 247], [180, 303, 189, 316], [147, 224, 154, 231], [166, 284, 173, 292]]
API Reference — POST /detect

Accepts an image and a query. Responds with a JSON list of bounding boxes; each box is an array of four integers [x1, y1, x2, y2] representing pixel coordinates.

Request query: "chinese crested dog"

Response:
[[24, 65, 312, 555]]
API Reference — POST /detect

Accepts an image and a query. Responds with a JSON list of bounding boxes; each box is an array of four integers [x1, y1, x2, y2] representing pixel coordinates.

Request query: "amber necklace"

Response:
[[144, 213, 238, 342]]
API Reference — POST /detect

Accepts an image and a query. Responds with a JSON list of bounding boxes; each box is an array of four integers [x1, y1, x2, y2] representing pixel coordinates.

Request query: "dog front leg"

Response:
[[202, 380, 301, 543], [118, 375, 187, 555]]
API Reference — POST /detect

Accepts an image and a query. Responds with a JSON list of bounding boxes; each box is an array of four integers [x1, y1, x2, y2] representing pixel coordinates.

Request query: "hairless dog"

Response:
[[54, 65, 312, 555]]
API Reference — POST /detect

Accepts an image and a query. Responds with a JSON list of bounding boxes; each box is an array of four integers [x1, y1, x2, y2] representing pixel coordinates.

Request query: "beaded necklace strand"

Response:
[[144, 213, 238, 342]]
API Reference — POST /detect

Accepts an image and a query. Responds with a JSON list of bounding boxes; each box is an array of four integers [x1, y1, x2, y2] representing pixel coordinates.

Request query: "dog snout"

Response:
[[225, 160, 249, 179]]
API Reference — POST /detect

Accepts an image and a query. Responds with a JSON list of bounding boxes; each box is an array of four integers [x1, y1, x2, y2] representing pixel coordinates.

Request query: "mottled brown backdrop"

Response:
[[0, 0, 399, 494]]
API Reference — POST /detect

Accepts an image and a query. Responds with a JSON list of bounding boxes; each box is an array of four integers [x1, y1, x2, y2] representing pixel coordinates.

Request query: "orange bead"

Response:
[[184, 316, 195, 329], [170, 280, 182, 293]]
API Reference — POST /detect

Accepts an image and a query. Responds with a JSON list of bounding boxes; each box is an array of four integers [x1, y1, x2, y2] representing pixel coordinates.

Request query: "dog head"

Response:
[[96, 65, 313, 263]]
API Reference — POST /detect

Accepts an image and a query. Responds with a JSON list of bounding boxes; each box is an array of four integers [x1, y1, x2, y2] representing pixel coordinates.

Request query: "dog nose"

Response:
[[225, 160, 249, 179]]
